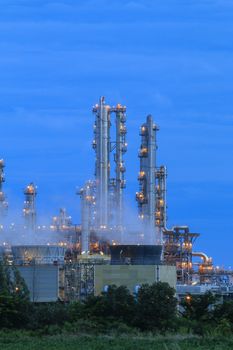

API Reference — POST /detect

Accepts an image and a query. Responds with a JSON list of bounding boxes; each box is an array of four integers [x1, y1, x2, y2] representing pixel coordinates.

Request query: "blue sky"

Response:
[[0, 0, 233, 265]]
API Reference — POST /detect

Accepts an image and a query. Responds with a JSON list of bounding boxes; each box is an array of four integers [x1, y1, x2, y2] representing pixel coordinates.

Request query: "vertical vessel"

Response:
[[0, 159, 8, 219], [23, 182, 37, 232], [113, 103, 127, 229], [136, 115, 160, 244], [92, 97, 111, 229], [77, 181, 95, 254]]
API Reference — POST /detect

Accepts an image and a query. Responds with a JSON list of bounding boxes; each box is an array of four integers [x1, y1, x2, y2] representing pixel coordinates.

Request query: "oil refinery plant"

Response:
[[0, 97, 232, 302]]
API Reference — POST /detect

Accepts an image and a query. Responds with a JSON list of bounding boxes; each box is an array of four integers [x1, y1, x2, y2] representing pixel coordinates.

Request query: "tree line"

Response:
[[1, 262, 233, 335]]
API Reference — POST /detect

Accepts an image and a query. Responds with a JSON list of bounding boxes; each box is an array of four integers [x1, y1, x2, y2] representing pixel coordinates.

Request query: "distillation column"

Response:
[[78, 181, 94, 254], [136, 115, 160, 244], [23, 183, 37, 232], [155, 165, 167, 232], [92, 97, 111, 229], [113, 104, 127, 228], [0, 159, 8, 219]]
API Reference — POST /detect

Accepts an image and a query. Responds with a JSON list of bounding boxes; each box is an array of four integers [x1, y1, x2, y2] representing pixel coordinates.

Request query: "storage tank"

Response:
[[11, 245, 65, 265]]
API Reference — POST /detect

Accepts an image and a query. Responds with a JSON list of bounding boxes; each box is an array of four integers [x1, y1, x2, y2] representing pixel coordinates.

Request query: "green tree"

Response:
[[0, 262, 12, 295], [0, 261, 31, 328], [82, 285, 136, 324], [135, 282, 177, 332], [180, 291, 217, 334], [181, 291, 216, 322], [29, 302, 70, 330], [214, 300, 233, 327]]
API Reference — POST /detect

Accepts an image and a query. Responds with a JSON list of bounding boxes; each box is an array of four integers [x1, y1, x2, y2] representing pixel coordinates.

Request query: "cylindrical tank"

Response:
[[110, 244, 162, 265], [11, 245, 65, 265]]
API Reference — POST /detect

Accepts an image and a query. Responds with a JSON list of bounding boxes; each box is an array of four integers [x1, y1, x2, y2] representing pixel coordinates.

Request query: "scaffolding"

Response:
[[163, 226, 199, 284], [64, 258, 108, 301], [155, 165, 167, 235]]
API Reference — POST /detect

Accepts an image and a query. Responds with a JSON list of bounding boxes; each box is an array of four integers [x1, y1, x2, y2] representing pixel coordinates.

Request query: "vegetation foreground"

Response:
[[0, 332, 233, 350], [1, 262, 233, 349]]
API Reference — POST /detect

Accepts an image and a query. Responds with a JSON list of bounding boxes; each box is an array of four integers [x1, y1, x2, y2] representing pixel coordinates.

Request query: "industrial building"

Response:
[[0, 96, 232, 301]]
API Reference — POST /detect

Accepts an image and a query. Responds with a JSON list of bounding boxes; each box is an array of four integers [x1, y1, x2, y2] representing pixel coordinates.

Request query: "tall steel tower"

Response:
[[77, 181, 95, 254], [112, 104, 127, 228], [92, 97, 127, 237], [92, 97, 111, 229], [0, 159, 8, 219], [136, 115, 160, 244], [23, 183, 37, 231], [155, 165, 167, 231]]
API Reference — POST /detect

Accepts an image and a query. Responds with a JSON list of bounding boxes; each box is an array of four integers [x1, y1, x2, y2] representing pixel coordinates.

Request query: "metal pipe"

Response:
[[192, 252, 210, 263]]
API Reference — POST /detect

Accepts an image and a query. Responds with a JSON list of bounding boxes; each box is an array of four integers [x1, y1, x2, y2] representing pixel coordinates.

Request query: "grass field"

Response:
[[0, 333, 232, 350]]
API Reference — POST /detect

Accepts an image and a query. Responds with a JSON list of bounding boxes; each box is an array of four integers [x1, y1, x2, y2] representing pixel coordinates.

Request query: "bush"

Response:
[[180, 292, 216, 323], [214, 300, 233, 327], [0, 263, 31, 329], [214, 318, 232, 336], [81, 285, 136, 325], [134, 282, 177, 332], [28, 302, 70, 330]]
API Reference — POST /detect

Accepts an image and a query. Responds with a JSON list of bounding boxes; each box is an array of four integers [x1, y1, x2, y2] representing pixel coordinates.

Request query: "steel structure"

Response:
[[51, 208, 72, 231], [50, 209, 81, 249], [112, 104, 127, 228], [0, 159, 8, 218], [136, 115, 160, 244], [92, 97, 127, 234], [155, 166, 167, 231], [163, 226, 200, 284], [64, 258, 108, 301], [192, 251, 213, 284], [92, 97, 111, 229], [64, 262, 95, 301], [77, 181, 95, 254], [12, 245, 65, 265], [23, 183, 37, 231]]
